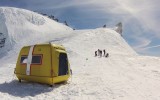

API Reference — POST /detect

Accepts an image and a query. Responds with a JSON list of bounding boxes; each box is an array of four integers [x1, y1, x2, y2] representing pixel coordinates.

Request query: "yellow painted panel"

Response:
[[31, 45, 51, 77]]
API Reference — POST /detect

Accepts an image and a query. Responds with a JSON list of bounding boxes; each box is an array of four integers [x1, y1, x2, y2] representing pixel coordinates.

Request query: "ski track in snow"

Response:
[[0, 7, 160, 100]]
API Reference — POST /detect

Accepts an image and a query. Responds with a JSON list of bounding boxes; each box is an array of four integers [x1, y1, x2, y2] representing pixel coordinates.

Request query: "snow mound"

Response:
[[49, 28, 137, 57], [0, 7, 72, 55]]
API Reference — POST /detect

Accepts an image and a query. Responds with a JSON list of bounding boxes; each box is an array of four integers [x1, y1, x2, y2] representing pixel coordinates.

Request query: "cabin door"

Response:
[[58, 53, 68, 76]]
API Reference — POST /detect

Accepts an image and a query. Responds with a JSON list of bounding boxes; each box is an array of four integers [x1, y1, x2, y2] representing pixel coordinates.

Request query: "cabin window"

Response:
[[20, 55, 42, 65], [20, 56, 28, 64], [31, 55, 42, 64]]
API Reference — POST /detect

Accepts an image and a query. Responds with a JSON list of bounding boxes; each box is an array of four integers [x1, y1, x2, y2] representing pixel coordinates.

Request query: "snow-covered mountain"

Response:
[[0, 7, 160, 100], [0, 7, 72, 55]]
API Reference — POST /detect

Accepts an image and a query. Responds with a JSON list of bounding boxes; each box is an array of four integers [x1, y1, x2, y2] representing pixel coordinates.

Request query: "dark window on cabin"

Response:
[[58, 53, 68, 76], [20, 56, 28, 64], [31, 55, 42, 64], [20, 55, 42, 64]]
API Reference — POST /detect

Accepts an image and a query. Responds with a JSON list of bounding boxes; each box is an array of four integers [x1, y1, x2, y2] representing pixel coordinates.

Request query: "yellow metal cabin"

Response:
[[14, 43, 71, 86]]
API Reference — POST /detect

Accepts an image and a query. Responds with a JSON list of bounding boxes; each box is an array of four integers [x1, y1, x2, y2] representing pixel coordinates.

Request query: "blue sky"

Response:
[[0, 0, 160, 57]]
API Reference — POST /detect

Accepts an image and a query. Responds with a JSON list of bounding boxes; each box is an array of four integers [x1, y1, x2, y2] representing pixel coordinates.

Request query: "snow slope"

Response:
[[0, 7, 72, 56], [0, 7, 160, 100]]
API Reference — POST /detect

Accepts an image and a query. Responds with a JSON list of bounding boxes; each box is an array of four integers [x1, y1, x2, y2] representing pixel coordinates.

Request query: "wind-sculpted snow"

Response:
[[0, 7, 160, 100]]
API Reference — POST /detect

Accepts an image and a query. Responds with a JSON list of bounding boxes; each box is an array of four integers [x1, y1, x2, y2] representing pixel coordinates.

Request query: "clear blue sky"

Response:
[[0, 0, 160, 57]]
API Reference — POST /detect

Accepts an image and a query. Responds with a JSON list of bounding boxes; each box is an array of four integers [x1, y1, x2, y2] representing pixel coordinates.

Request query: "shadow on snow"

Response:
[[0, 80, 64, 97]]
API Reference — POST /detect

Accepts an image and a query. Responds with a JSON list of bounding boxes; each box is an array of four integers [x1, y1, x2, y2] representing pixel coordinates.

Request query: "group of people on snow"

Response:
[[95, 49, 109, 58]]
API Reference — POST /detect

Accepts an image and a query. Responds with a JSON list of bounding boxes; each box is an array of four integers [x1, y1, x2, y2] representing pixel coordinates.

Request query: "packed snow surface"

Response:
[[0, 7, 160, 100]]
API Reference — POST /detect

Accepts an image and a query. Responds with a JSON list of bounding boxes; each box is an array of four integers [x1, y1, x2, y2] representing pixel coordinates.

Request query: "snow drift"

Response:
[[0, 7, 160, 100]]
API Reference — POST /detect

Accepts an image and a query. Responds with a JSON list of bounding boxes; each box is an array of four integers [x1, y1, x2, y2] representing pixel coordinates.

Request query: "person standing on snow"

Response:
[[95, 51, 97, 57], [103, 49, 106, 57], [97, 49, 100, 56], [99, 50, 102, 57]]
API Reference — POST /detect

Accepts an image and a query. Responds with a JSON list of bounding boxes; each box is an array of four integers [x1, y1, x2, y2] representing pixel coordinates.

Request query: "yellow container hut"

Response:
[[14, 43, 71, 86]]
